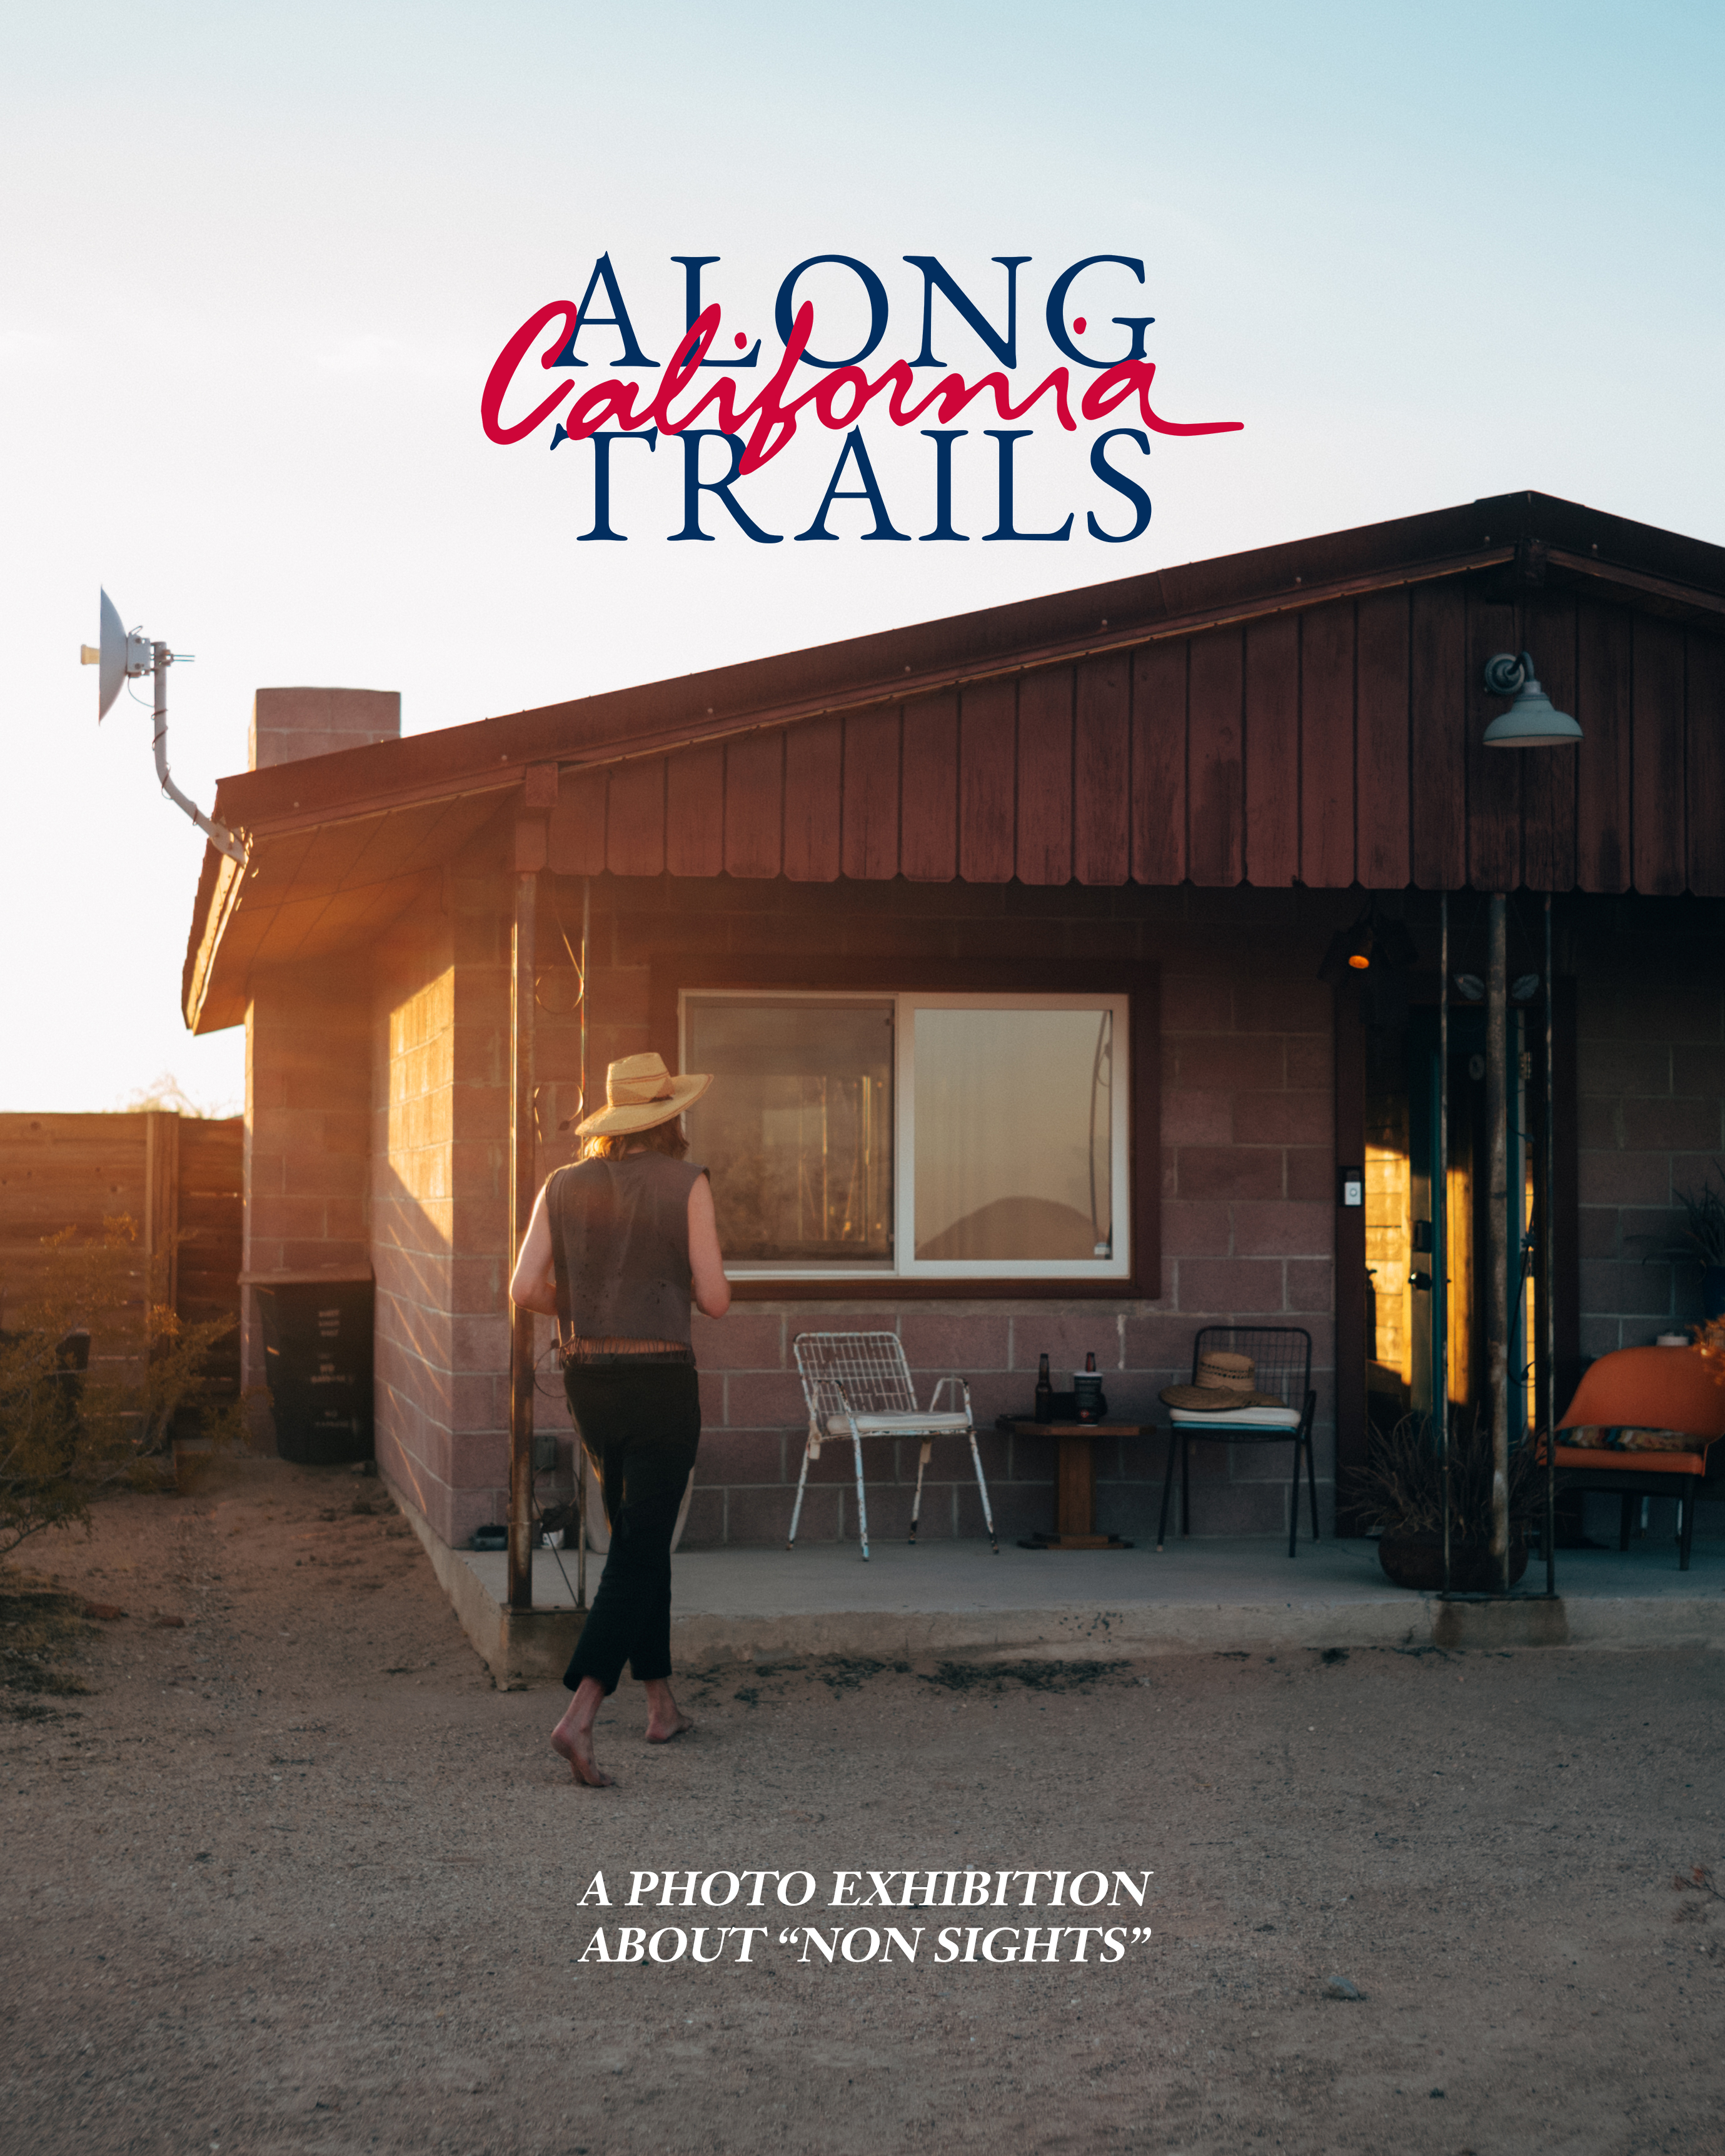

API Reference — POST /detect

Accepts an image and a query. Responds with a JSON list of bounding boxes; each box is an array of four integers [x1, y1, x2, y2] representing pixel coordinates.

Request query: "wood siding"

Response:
[[545, 591, 1725, 896], [0, 1112, 243, 1405]]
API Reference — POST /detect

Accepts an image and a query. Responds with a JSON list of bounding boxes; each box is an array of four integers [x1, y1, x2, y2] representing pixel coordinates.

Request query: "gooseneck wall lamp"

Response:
[[1481, 650, 1584, 748]]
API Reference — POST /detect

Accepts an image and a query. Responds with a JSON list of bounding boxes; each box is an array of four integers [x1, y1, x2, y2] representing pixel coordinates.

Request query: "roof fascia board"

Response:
[[1542, 547, 1725, 624], [183, 847, 247, 1032], [212, 777, 517, 847]]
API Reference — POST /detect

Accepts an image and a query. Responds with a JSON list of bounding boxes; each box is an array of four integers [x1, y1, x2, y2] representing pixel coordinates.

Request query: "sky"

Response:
[[3, 0, 1721, 1113]]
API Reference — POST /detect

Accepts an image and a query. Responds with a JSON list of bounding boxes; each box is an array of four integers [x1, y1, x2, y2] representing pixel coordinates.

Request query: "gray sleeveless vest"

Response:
[[546, 1154, 703, 1346]]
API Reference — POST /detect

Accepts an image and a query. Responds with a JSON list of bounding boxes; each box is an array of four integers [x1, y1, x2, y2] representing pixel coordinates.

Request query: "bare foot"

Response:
[[551, 1678, 613, 1787], [551, 1724, 614, 1786], [643, 1679, 693, 1744]]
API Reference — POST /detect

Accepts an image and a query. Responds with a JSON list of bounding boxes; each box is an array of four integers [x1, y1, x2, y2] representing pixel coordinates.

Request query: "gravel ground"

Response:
[[3, 1453, 1722, 2156]]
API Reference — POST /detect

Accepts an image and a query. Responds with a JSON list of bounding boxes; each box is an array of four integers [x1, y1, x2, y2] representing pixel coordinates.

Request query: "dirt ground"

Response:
[[2, 1454, 1722, 2156]]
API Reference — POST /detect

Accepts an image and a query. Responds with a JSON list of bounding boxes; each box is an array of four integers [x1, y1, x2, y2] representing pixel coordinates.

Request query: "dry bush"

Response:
[[0, 1216, 244, 1558]]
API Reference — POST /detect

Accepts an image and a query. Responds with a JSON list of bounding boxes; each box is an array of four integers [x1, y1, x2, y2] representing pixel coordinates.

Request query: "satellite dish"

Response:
[[76, 587, 248, 867], [79, 588, 153, 721], [98, 588, 129, 718]]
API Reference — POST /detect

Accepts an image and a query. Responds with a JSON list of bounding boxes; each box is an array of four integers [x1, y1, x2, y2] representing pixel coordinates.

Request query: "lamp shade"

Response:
[[1482, 651, 1583, 748]]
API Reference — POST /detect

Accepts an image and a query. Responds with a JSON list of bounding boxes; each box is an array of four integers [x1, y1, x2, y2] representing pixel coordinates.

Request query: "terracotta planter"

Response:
[[1377, 1529, 1528, 1593]]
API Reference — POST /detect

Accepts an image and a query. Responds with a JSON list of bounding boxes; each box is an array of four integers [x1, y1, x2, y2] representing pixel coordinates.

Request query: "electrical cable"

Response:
[[529, 1473, 583, 1608]]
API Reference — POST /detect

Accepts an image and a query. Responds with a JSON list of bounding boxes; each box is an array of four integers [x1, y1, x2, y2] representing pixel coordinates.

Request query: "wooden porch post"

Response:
[[507, 862, 538, 1613]]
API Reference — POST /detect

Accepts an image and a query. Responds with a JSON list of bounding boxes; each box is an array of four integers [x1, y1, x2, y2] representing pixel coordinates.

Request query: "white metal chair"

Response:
[[790, 1331, 998, 1560]]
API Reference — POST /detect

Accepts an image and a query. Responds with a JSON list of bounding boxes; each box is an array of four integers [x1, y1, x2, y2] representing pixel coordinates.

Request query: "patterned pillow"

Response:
[[1607, 1427, 1709, 1454]]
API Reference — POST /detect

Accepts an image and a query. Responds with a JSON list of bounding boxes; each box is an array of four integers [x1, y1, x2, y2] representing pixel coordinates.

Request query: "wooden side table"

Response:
[[998, 1418, 1150, 1548]]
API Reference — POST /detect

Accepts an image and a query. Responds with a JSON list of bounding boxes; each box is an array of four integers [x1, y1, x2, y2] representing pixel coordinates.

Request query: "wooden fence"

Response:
[[0, 1111, 243, 1401]]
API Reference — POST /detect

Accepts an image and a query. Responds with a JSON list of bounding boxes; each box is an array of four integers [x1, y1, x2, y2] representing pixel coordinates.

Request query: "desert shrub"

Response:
[[0, 1217, 244, 1558]]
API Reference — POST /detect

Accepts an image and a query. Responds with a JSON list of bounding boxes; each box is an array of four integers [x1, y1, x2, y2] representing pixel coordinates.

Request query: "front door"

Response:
[[1364, 1004, 1544, 1451]]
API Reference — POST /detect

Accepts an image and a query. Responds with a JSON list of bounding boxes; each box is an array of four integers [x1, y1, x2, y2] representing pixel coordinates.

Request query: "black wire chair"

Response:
[[1156, 1326, 1319, 1558]]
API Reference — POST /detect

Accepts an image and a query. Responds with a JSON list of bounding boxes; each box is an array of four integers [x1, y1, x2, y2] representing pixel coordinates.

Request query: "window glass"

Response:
[[680, 990, 1128, 1277], [683, 997, 893, 1263], [912, 1007, 1114, 1262]]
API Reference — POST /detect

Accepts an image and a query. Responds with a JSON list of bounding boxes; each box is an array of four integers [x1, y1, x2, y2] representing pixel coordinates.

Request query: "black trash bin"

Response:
[[250, 1273, 375, 1466]]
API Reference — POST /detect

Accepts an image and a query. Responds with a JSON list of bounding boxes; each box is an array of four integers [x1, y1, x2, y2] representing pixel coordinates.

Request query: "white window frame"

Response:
[[678, 988, 1132, 1282]]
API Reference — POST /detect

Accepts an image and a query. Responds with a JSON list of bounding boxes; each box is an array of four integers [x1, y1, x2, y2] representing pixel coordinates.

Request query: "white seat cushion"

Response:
[[1168, 1404, 1301, 1429], [822, 1411, 972, 1436]]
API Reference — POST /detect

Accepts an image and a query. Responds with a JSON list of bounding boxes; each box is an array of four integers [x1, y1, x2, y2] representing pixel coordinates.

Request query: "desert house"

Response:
[[179, 491, 1725, 1574]]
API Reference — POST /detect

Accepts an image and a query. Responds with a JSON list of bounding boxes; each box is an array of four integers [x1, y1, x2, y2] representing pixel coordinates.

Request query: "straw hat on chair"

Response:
[[1160, 1349, 1285, 1414]]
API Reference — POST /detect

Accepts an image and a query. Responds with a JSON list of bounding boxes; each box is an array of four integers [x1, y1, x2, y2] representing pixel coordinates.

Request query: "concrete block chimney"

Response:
[[238, 686, 398, 1421], [250, 687, 400, 770]]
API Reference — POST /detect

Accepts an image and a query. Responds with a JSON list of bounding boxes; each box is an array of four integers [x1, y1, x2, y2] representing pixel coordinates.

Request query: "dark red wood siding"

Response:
[[546, 593, 1725, 895], [1521, 590, 1577, 893], [1187, 628, 1244, 887], [1299, 601, 1354, 889], [1129, 640, 1185, 885], [1244, 615, 1299, 888], [900, 692, 958, 882], [1354, 589, 1411, 888], [782, 712, 842, 882], [1015, 667, 1074, 885], [1072, 657, 1129, 885]]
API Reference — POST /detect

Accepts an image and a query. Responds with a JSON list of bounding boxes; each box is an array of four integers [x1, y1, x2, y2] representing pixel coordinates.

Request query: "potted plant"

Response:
[[1644, 1161, 1725, 1322], [1348, 1410, 1537, 1591]]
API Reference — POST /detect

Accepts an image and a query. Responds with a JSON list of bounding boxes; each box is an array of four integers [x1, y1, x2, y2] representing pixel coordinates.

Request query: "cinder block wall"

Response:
[[369, 872, 522, 1548], [1572, 899, 1725, 1358], [242, 847, 1725, 1551], [241, 958, 372, 1397], [241, 685, 400, 1406], [520, 875, 1345, 1549], [371, 910, 457, 1531]]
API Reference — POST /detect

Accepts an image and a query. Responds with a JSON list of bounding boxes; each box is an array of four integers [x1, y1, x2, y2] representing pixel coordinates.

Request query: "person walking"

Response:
[[508, 1052, 730, 1787]]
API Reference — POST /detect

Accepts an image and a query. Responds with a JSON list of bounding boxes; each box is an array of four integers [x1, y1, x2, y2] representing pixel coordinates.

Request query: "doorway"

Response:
[[1363, 1004, 1547, 1453]]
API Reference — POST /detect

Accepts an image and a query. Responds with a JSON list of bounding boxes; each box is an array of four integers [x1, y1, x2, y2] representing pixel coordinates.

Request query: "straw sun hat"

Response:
[[1160, 1349, 1285, 1414], [573, 1052, 713, 1139]]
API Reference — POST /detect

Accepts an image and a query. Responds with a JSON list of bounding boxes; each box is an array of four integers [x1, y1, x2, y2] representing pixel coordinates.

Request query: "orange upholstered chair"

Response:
[[1546, 1346, 1725, 1571]]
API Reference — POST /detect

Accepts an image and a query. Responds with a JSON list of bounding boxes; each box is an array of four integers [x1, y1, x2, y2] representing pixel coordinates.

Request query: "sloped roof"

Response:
[[183, 488, 1725, 1031]]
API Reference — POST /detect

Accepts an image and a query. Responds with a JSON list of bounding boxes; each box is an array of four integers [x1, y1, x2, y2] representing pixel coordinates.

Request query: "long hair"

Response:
[[580, 1118, 689, 1163]]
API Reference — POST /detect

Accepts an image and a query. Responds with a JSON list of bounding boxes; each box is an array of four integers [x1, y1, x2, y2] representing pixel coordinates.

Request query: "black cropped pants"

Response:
[[560, 1363, 701, 1695]]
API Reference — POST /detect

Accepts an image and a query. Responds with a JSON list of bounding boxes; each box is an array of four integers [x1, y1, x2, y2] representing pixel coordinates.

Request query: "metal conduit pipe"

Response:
[[1544, 894, 1557, 1596], [1486, 893, 1511, 1586], [1439, 894, 1451, 1594], [153, 647, 246, 865]]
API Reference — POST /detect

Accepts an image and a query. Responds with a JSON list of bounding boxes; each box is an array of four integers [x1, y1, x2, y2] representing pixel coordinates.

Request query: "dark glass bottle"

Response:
[[1034, 1353, 1054, 1423]]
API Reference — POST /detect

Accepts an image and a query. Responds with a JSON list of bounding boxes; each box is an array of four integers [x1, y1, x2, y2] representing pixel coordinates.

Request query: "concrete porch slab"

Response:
[[387, 1479, 1725, 1683]]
